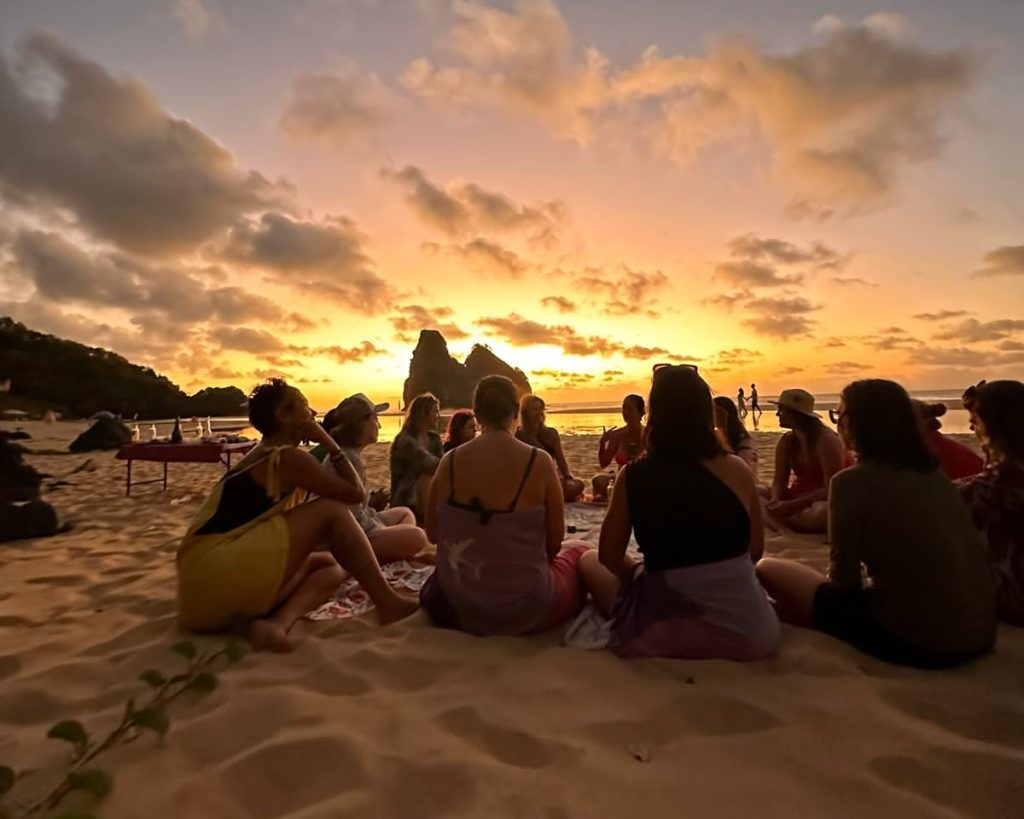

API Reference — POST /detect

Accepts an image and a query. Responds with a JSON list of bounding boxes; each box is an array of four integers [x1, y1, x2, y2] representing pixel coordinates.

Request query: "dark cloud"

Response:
[[714, 260, 802, 288], [972, 245, 1024, 279], [932, 318, 1024, 343], [912, 309, 970, 321], [389, 304, 468, 339], [312, 342, 387, 364], [541, 295, 576, 313], [382, 165, 564, 243], [825, 360, 868, 374], [448, 238, 529, 278], [279, 66, 392, 145], [700, 291, 750, 312], [221, 212, 392, 312], [830, 275, 877, 287], [0, 33, 288, 256], [11, 229, 283, 325], [475, 313, 671, 360], [740, 295, 820, 338], [208, 326, 285, 354], [726, 235, 845, 270]]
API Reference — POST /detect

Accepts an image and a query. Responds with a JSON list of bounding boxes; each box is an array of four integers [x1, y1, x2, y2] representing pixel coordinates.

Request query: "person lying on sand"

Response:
[[757, 379, 995, 668], [714, 395, 758, 477], [325, 393, 433, 565], [958, 379, 1024, 626], [390, 393, 443, 524], [420, 376, 588, 635], [579, 365, 778, 660], [764, 389, 845, 533], [516, 394, 585, 502], [443, 409, 478, 452], [177, 379, 418, 652], [592, 394, 646, 501], [911, 399, 984, 480]]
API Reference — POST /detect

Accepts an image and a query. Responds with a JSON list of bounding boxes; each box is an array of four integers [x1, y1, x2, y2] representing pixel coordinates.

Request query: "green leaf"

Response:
[[169, 640, 197, 661], [0, 765, 15, 796], [189, 672, 218, 692], [139, 669, 166, 688], [47, 720, 89, 751], [131, 707, 169, 737], [224, 640, 249, 664], [67, 768, 113, 800]]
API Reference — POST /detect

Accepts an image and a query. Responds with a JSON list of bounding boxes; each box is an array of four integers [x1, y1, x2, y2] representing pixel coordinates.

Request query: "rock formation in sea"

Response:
[[402, 330, 532, 409]]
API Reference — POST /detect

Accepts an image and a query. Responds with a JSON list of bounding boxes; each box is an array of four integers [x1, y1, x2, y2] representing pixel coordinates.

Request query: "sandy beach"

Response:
[[2, 421, 1023, 818]]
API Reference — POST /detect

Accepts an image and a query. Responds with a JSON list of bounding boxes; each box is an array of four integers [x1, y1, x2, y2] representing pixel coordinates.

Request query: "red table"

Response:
[[115, 441, 256, 496]]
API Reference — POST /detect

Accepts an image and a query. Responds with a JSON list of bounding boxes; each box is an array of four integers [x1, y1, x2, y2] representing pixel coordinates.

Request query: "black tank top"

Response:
[[194, 468, 274, 535], [625, 455, 751, 572]]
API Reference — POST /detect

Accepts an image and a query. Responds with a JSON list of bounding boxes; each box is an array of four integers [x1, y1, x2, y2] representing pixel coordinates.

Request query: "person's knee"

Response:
[[315, 564, 346, 593]]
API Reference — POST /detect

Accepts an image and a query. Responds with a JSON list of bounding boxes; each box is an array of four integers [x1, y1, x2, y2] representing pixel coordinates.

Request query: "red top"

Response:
[[926, 431, 984, 481]]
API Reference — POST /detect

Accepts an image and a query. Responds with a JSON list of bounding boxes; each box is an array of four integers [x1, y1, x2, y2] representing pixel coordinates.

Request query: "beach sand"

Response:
[[2, 421, 1023, 818]]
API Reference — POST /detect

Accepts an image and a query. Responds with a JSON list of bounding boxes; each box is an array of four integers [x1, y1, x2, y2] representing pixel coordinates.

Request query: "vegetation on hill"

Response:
[[0, 317, 246, 419]]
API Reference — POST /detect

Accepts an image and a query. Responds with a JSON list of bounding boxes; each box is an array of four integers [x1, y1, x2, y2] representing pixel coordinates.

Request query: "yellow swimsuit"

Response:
[[176, 447, 306, 631]]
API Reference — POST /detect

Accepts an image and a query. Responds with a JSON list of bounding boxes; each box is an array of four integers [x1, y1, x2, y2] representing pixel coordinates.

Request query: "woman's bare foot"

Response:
[[248, 618, 296, 652], [376, 594, 420, 625]]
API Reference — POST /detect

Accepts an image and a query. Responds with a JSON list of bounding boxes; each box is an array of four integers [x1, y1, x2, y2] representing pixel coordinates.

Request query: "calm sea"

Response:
[[147, 390, 976, 441]]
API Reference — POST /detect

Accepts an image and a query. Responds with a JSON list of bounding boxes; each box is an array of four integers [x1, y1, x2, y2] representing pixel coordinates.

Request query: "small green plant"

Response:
[[0, 639, 249, 818]]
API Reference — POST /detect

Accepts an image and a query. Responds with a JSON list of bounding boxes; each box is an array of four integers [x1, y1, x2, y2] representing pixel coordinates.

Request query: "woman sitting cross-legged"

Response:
[[325, 393, 432, 564], [177, 379, 419, 652], [757, 379, 996, 668], [516, 394, 585, 502], [578, 365, 779, 660], [390, 393, 444, 523], [420, 375, 589, 635], [958, 379, 1024, 626]]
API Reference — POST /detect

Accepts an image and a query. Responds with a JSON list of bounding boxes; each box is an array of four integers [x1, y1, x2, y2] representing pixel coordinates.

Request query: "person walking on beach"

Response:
[[737, 387, 748, 419], [578, 365, 778, 659], [420, 376, 589, 635], [390, 393, 444, 523], [757, 379, 995, 668], [176, 379, 418, 652], [517, 394, 585, 502], [765, 389, 845, 533], [958, 380, 1024, 626], [750, 384, 761, 419]]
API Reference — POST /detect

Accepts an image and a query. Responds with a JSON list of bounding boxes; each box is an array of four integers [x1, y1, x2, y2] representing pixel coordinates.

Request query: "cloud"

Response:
[[279, 65, 393, 145], [313, 341, 388, 363], [932, 318, 1024, 343], [0, 34, 288, 255], [741, 295, 820, 338], [208, 326, 285, 354], [906, 346, 990, 367], [448, 238, 529, 278], [913, 309, 970, 321], [382, 164, 564, 243], [10, 229, 284, 325], [830, 275, 877, 287], [726, 235, 845, 270], [403, 4, 976, 212], [389, 303, 468, 339], [220, 212, 392, 312], [973, 245, 1024, 278], [700, 291, 750, 312], [566, 265, 670, 316], [541, 295, 575, 313], [714, 260, 802, 289], [825, 360, 867, 374], [475, 312, 671, 359], [173, 0, 213, 40]]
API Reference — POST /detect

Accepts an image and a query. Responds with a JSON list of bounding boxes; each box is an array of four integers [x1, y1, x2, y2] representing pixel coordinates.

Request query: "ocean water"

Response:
[[150, 390, 976, 442]]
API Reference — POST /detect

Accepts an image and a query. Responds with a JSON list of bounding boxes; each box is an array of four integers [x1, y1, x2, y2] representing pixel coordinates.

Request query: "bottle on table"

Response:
[[170, 417, 183, 444]]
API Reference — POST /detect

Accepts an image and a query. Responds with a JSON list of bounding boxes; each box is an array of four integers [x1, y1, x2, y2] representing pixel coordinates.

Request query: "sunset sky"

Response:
[[1, 0, 1022, 408]]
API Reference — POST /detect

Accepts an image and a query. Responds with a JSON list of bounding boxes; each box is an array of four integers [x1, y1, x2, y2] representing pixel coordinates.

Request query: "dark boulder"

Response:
[[70, 416, 132, 452], [464, 344, 532, 400], [0, 500, 58, 543], [402, 330, 471, 408]]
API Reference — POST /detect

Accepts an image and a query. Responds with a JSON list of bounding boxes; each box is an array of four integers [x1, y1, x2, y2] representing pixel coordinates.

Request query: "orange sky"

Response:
[[1, 1, 1022, 409]]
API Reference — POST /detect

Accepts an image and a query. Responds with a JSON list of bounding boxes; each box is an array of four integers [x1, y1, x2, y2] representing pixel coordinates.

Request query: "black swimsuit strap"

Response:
[[447, 449, 457, 503], [508, 447, 538, 510]]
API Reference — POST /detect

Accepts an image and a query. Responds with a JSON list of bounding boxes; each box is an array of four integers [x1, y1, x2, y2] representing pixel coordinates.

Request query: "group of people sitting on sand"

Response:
[[175, 368, 1024, 669]]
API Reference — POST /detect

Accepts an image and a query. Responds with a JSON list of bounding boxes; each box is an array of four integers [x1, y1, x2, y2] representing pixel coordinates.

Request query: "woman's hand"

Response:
[[766, 497, 807, 519], [302, 419, 337, 451], [368, 488, 390, 511]]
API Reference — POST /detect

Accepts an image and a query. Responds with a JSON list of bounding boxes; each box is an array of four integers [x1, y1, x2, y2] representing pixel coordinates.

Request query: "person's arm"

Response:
[[770, 434, 791, 503], [279, 447, 366, 504], [598, 466, 632, 578], [541, 452, 565, 560], [408, 435, 441, 477], [547, 429, 574, 480], [737, 444, 759, 478], [597, 427, 619, 469], [827, 472, 863, 590]]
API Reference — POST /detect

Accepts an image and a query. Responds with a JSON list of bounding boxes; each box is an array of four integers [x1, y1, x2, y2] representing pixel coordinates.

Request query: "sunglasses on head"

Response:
[[962, 381, 986, 411], [653, 363, 699, 374]]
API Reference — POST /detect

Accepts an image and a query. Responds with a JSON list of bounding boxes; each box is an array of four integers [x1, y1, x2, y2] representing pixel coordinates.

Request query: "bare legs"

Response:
[[578, 549, 639, 618], [591, 472, 613, 502], [755, 557, 827, 627], [369, 523, 432, 563], [247, 499, 419, 652]]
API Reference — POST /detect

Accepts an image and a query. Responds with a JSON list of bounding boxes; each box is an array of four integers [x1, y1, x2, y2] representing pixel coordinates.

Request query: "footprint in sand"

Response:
[[347, 647, 451, 693], [219, 735, 368, 819], [374, 757, 478, 817], [880, 688, 1024, 751], [869, 747, 1024, 818], [26, 573, 84, 587], [436, 705, 575, 769]]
